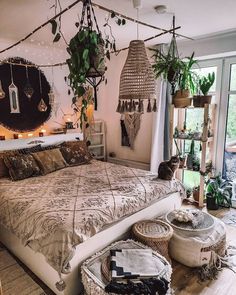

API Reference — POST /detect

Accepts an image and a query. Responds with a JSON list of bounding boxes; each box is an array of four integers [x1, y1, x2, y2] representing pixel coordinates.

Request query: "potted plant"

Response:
[[192, 186, 200, 202], [174, 138, 186, 168], [172, 53, 198, 108], [186, 139, 199, 170], [206, 175, 232, 210], [193, 72, 215, 107]]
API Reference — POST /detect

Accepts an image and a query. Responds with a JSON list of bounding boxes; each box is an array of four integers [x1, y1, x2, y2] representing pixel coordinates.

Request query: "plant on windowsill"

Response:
[[193, 72, 215, 107], [206, 174, 232, 210]]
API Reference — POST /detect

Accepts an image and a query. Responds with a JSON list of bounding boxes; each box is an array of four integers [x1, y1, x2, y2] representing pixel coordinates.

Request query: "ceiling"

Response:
[[0, 0, 236, 54]]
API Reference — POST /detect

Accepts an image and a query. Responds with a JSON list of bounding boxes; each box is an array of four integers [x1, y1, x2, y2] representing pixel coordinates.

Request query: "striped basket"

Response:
[[132, 220, 173, 263]]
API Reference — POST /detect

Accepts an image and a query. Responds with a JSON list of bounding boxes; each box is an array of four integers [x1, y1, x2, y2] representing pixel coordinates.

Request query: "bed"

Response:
[[0, 134, 184, 295]]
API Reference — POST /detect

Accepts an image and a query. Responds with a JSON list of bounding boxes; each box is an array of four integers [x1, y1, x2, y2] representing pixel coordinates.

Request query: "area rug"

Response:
[[221, 211, 236, 227], [0, 246, 46, 295]]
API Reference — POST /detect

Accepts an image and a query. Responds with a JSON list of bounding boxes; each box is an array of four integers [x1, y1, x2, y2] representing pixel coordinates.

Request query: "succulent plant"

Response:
[[199, 72, 215, 96]]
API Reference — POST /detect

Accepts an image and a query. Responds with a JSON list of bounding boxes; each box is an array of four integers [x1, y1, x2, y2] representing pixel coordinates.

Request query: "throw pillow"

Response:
[[4, 154, 41, 181], [32, 148, 67, 175], [0, 150, 20, 178], [60, 141, 93, 166]]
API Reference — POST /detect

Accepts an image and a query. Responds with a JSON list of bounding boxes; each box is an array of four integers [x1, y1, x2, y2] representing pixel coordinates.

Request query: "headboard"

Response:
[[0, 132, 83, 151]]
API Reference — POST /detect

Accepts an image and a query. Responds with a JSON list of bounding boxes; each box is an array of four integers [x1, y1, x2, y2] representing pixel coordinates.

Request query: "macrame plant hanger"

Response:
[[168, 15, 179, 95], [79, 0, 105, 110]]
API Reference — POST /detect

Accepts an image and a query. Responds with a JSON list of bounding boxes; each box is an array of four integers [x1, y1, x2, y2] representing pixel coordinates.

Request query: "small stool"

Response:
[[169, 217, 226, 267], [132, 220, 173, 263], [81, 239, 172, 295]]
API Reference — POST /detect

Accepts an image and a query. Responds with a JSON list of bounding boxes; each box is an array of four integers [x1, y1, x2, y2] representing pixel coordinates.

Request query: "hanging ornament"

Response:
[[48, 67, 55, 106], [48, 89, 55, 106], [23, 66, 34, 100], [117, 3, 156, 114], [37, 71, 47, 112], [9, 64, 20, 113], [0, 80, 5, 99]]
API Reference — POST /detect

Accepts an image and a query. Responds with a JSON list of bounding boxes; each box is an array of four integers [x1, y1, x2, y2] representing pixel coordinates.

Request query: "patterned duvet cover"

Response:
[[0, 160, 184, 274]]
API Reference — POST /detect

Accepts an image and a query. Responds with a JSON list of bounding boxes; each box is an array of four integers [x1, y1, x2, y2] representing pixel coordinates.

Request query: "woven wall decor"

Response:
[[117, 40, 156, 114]]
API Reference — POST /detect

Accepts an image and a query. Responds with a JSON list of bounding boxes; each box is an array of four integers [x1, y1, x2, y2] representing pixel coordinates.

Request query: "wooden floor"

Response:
[[171, 206, 236, 295], [2, 206, 236, 295]]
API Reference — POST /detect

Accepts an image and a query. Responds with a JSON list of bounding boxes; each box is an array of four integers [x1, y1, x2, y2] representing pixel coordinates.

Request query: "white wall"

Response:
[[95, 50, 154, 164], [177, 30, 236, 59]]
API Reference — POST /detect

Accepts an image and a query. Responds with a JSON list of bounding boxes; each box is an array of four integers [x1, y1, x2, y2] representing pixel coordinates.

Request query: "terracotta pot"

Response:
[[193, 95, 212, 107], [200, 95, 212, 107], [192, 188, 200, 202], [193, 95, 201, 107]]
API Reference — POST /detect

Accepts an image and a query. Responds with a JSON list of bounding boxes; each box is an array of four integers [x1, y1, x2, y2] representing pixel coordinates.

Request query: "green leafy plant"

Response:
[[66, 28, 105, 127], [206, 175, 232, 208], [199, 72, 215, 95], [177, 53, 198, 94]]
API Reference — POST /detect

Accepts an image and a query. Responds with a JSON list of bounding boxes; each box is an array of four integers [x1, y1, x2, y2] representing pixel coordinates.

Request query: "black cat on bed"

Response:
[[158, 156, 180, 180]]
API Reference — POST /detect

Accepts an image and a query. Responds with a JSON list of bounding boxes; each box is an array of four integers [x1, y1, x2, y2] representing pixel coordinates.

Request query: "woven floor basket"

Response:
[[132, 220, 173, 263]]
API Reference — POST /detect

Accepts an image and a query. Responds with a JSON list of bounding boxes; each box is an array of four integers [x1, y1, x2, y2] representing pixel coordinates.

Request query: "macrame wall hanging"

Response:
[[121, 113, 141, 149]]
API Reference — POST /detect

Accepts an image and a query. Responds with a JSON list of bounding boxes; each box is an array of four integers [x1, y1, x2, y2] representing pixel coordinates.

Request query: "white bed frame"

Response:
[[0, 134, 182, 295], [0, 192, 181, 295]]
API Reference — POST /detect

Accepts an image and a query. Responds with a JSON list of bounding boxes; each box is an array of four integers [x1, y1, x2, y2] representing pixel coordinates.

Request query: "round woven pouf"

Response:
[[132, 220, 173, 263]]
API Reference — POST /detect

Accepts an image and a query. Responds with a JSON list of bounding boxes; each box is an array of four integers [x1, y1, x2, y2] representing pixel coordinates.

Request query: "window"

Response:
[[222, 61, 236, 181]]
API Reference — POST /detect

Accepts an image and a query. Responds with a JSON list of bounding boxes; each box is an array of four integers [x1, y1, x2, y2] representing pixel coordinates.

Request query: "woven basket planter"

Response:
[[132, 220, 173, 263]]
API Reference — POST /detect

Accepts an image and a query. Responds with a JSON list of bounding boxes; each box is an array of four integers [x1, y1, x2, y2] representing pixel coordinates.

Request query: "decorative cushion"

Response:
[[3, 154, 41, 181], [0, 150, 20, 178], [60, 141, 93, 166], [18, 144, 42, 155], [40, 142, 64, 151], [32, 148, 67, 175]]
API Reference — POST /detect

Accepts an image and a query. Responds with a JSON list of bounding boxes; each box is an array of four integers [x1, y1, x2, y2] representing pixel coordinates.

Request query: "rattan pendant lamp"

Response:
[[117, 0, 156, 114]]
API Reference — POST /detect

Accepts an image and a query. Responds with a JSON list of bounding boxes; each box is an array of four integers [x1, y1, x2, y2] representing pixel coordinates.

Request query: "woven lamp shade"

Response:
[[117, 40, 157, 113]]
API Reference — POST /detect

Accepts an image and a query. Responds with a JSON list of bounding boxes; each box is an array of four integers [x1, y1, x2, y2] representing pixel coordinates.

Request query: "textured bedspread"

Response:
[[0, 160, 184, 274]]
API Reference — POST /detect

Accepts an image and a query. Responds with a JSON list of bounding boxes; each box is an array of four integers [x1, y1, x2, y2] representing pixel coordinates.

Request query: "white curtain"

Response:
[[150, 79, 168, 173]]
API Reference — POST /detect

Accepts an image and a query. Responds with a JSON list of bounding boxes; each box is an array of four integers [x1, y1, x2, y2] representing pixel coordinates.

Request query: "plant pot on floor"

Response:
[[192, 187, 200, 202], [193, 95, 212, 107], [173, 89, 192, 108], [206, 193, 219, 210]]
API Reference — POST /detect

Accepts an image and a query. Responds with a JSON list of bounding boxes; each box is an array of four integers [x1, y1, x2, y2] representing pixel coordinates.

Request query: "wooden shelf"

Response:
[[174, 136, 213, 142], [170, 103, 216, 208], [89, 144, 104, 148]]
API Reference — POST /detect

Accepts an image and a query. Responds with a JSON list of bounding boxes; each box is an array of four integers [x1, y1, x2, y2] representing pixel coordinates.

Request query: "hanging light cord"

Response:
[[136, 8, 139, 40]]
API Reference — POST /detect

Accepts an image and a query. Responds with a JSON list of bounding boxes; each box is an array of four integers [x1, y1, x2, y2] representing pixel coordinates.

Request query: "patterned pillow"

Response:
[[60, 141, 93, 166], [0, 150, 20, 178], [40, 142, 64, 151], [18, 144, 42, 155], [32, 148, 67, 175], [3, 154, 41, 181], [60, 146, 91, 166]]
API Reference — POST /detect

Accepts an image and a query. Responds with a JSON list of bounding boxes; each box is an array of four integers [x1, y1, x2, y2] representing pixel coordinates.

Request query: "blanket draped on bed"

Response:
[[0, 160, 184, 275]]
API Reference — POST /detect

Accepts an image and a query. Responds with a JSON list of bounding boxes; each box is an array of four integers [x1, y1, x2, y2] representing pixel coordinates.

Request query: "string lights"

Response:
[[0, 1, 185, 69]]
